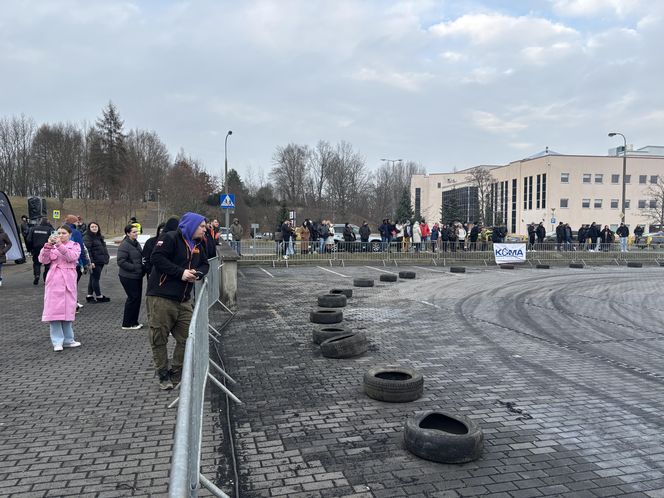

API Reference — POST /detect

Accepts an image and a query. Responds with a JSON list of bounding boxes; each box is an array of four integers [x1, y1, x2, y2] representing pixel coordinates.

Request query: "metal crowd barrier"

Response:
[[239, 240, 664, 265], [169, 257, 240, 498]]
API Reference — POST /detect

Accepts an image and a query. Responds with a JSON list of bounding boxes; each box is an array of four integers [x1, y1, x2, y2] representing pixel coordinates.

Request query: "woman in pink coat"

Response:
[[39, 225, 81, 352]]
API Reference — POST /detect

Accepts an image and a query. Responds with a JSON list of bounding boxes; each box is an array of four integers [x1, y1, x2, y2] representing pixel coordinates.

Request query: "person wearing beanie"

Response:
[[146, 212, 209, 390]]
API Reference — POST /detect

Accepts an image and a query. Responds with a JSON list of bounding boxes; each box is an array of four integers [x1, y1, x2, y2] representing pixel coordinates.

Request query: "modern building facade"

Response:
[[412, 146, 664, 235]]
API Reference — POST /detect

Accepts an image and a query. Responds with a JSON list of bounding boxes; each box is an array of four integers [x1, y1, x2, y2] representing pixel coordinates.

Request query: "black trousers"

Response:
[[119, 276, 143, 327], [32, 253, 50, 280], [87, 264, 104, 296]]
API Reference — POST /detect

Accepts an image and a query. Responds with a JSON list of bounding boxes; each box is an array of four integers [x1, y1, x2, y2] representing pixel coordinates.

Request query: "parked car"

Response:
[[331, 224, 383, 252], [218, 227, 230, 241]]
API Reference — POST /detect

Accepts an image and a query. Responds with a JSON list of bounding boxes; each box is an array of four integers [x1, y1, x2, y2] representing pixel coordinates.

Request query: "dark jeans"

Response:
[[87, 264, 104, 296], [119, 276, 143, 327], [32, 253, 50, 280]]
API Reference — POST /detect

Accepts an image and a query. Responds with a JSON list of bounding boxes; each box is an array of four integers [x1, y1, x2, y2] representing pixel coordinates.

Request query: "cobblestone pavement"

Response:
[[0, 261, 222, 497], [216, 263, 664, 497]]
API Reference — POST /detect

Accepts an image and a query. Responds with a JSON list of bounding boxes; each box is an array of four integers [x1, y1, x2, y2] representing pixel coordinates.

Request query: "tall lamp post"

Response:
[[224, 130, 233, 230], [608, 132, 627, 224]]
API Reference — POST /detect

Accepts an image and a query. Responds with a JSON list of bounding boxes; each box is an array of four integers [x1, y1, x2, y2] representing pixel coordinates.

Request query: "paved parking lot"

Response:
[[216, 263, 664, 497]]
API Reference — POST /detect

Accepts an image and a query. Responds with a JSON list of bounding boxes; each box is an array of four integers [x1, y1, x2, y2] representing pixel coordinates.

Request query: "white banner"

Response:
[[493, 243, 526, 264]]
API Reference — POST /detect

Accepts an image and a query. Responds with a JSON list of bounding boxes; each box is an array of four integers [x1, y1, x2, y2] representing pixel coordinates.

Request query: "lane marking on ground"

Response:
[[316, 266, 350, 278], [238, 269, 246, 278], [258, 267, 274, 278], [364, 265, 398, 274], [420, 300, 442, 309]]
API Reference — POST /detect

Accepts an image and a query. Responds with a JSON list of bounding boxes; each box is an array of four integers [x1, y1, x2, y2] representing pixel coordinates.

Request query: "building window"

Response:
[[415, 188, 421, 218], [638, 199, 646, 209], [437, 182, 441, 188], [611, 174, 620, 184], [542, 173, 547, 209], [582, 198, 590, 208], [528, 176, 533, 210], [611, 199, 619, 209], [536, 174, 541, 209], [523, 177, 528, 209], [582, 174, 591, 183], [511, 179, 517, 233], [625, 175, 631, 184], [594, 199, 602, 208], [639, 175, 647, 184], [560, 198, 569, 208], [651, 175, 659, 184], [650, 200, 657, 209], [595, 174, 603, 184], [560, 172, 569, 183], [625, 199, 631, 209]]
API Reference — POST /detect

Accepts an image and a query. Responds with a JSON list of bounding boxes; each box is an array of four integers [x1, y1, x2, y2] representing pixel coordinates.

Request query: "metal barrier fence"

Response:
[[238, 240, 664, 265], [169, 257, 240, 498]]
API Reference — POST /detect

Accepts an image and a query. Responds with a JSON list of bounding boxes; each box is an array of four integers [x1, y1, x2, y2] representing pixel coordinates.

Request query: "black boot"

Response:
[[158, 370, 173, 390]]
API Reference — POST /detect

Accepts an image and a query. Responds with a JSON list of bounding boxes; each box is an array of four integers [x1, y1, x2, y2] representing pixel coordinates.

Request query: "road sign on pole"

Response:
[[220, 194, 235, 209], [53, 210, 60, 220]]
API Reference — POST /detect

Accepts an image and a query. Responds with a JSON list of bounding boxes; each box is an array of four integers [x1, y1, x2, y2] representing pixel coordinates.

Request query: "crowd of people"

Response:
[[14, 211, 216, 391]]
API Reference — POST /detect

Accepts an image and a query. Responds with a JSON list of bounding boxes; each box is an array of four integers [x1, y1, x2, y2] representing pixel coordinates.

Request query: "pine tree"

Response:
[[395, 187, 414, 222], [276, 203, 288, 229], [92, 101, 127, 200]]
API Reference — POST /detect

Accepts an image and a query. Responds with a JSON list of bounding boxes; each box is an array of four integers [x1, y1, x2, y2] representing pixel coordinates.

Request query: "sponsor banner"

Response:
[[0, 191, 26, 262], [493, 243, 526, 264]]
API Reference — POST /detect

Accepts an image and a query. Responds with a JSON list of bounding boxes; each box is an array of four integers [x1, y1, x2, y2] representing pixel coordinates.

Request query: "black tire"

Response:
[[399, 271, 416, 279], [404, 411, 483, 464], [312, 326, 350, 345], [354, 278, 374, 287], [569, 263, 584, 269], [627, 262, 643, 268], [310, 308, 343, 324], [320, 332, 367, 358], [363, 365, 423, 403], [450, 267, 466, 273], [330, 288, 353, 298], [317, 293, 347, 308], [499, 264, 515, 270], [536, 264, 550, 269], [659, 262, 664, 267], [380, 274, 397, 282]]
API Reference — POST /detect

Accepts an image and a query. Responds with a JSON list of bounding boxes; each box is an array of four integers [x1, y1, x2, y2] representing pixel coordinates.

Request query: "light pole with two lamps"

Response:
[[608, 132, 627, 224], [224, 130, 233, 230]]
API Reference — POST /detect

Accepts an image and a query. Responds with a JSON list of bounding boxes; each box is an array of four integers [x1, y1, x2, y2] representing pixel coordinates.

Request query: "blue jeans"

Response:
[[231, 240, 241, 255], [286, 239, 294, 256], [620, 237, 628, 251], [319, 238, 325, 253], [49, 320, 75, 346]]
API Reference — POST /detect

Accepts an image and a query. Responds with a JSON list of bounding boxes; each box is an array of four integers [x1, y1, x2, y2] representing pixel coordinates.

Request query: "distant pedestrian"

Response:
[[83, 221, 111, 303], [75, 215, 87, 235], [326, 221, 335, 252], [430, 223, 439, 252], [203, 219, 218, 258], [143, 218, 179, 278], [38, 225, 81, 352], [117, 224, 145, 330], [0, 225, 12, 287], [20, 215, 30, 245], [230, 218, 243, 256], [129, 216, 143, 234], [412, 221, 422, 252], [616, 222, 629, 252], [359, 221, 371, 252], [300, 221, 310, 254], [146, 212, 209, 390], [27, 218, 55, 284]]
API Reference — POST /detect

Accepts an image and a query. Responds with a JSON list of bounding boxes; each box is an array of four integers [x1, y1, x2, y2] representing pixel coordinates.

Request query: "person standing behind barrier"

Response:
[[457, 223, 467, 251], [527, 223, 536, 250], [230, 218, 243, 256], [27, 218, 55, 285], [430, 223, 439, 252], [469, 223, 479, 251], [616, 222, 629, 252], [403, 220, 412, 251], [420, 220, 430, 248], [117, 224, 145, 330], [555, 222, 565, 251], [634, 225, 644, 248], [146, 212, 209, 390], [359, 221, 371, 252], [412, 221, 422, 252], [39, 225, 81, 352], [564, 223, 573, 250], [318, 220, 328, 254], [300, 221, 310, 254], [203, 220, 218, 259], [600, 225, 614, 252], [308, 220, 319, 253], [281, 220, 294, 259], [326, 221, 335, 252], [83, 222, 110, 302], [0, 225, 12, 287]]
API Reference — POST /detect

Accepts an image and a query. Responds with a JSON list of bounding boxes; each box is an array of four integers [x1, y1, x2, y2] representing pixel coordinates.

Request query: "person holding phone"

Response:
[[146, 212, 209, 390], [38, 225, 81, 351]]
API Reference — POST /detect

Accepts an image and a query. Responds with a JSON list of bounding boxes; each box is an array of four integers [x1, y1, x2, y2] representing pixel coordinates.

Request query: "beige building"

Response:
[[412, 146, 664, 235]]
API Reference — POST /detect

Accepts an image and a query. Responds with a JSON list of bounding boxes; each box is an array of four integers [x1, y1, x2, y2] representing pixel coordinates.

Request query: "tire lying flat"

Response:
[[499, 264, 515, 270], [363, 365, 423, 403], [399, 271, 416, 279], [627, 261, 643, 268], [536, 264, 550, 269], [310, 308, 343, 324], [312, 326, 350, 345], [569, 263, 584, 269], [380, 274, 398, 282], [317, 293, 347, 308], [320, 332, 368, 358], [354, 278, 374, 287], [404, 410, 483, 464], [450, 267, 466, 273], [330, 288, 353, 298]]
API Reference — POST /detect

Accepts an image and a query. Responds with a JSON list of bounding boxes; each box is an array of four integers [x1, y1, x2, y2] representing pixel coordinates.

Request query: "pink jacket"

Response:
[[39, 240, 81, 322]]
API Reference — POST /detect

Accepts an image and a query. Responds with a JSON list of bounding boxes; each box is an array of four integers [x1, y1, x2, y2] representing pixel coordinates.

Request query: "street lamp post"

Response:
[[608, 132, 627, 224], [224, 130, 233, 230], [380, 158, 402, 167]]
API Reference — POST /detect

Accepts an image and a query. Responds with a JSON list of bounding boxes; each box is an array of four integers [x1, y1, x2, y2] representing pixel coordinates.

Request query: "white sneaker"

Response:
[[76, 302, 84, 309], [63, 341, 81, 348], [122, 324, 142, 330], [283, 255, 289, 260], [53, 344, 63, 352]]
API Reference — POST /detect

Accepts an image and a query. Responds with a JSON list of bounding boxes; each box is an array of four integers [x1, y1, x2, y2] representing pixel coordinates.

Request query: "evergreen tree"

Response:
[[395, 187, 414, 222], [441, 191, 463, 225], [91, 101, 127, 199], [276, 203, 288, 228]]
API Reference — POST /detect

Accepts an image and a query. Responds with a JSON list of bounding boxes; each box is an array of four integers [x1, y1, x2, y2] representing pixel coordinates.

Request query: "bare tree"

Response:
[[307, 140, 334, 206], [271, 143, 309, 205], [371, 159, 425, 221], [465, 166, 495, 225], [0, 115, 36, 196], [640, 178, 664, 228], [326, 141, 369, 219], [163, 151, 216, 216], [125, 129, 171, 210]]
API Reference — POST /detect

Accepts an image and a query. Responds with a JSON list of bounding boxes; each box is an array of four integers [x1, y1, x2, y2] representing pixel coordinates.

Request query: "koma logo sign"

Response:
[[495, 247, 524, 257]]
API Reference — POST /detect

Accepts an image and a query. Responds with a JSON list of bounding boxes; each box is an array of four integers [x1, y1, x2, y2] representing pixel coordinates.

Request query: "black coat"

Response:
[[0, 230, 12, 264], [27, 222, 54, 255], [84, 233, 110, 265], [146, 229, 209, 303], [117, 237, 144, 280]]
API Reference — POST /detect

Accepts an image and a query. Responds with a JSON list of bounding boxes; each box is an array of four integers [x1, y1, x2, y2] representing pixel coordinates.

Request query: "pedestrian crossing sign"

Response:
[[220, 194, 235, 209]]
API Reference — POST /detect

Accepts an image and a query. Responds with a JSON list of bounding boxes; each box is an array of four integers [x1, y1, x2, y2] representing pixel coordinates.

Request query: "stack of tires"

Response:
[[310, 288, 367, 358]]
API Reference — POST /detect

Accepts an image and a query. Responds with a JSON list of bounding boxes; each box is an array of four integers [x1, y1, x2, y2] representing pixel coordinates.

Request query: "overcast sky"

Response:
[[1, 0, 662, 182]]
